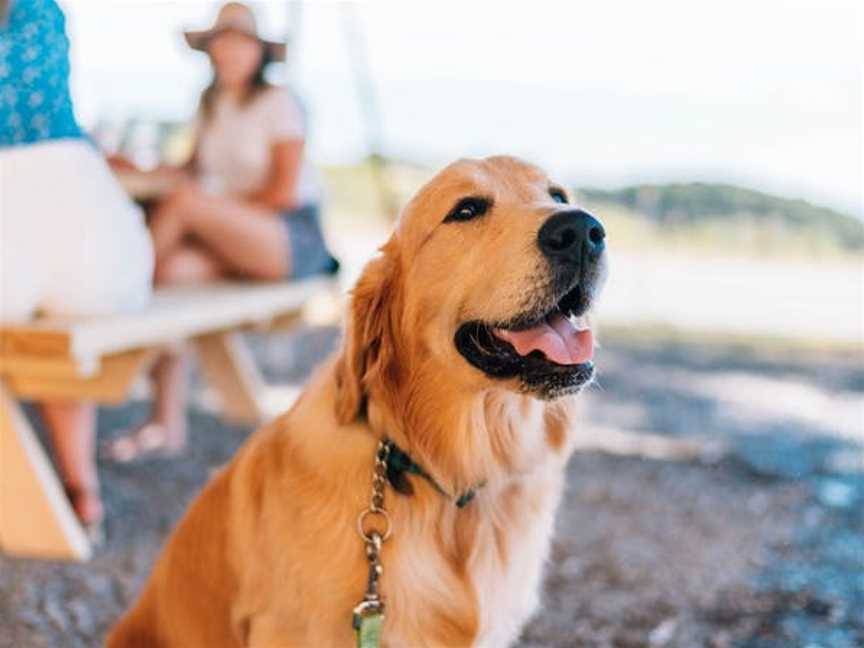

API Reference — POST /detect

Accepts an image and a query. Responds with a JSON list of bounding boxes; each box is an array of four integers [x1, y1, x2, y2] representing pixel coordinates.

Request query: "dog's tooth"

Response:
[[569, 315, 590, 331]]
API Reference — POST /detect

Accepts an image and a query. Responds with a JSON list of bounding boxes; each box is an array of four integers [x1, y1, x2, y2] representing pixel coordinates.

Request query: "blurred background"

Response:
[[2, 2, 863, 647], [67, 0, 863, 338]]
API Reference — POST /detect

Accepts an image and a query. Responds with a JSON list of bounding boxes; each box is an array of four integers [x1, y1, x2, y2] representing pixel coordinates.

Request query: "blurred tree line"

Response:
[[578, 183, 864, 252]]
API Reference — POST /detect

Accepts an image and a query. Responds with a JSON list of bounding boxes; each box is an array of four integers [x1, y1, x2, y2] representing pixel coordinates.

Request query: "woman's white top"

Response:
[[195, 86, 320, 207]]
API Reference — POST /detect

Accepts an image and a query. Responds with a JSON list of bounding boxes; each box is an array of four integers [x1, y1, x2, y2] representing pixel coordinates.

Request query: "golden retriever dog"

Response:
[[108, 155, 607, 648]]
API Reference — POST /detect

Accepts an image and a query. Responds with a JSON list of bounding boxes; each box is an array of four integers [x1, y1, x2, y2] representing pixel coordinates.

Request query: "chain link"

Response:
[[354, 439, 392, 619], [370, 441, 390, 511], [357, 440, 392, 541]]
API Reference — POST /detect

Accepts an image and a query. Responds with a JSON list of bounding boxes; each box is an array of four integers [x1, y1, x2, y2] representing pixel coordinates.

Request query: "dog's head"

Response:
[[335, 156, 608, 424]]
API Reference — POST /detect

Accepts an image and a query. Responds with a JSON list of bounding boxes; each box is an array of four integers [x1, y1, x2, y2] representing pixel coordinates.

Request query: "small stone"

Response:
[[559, 555, 584, 578], [648, 618, 678, 646], [746, 492, 769, 514], [16, 608, 44, 629], [817, 479, 856, 509], [803, 506, 824, 527], [67, 598, 95, 636], [81, 572, 113, 599], [41, 596, 69, 632]]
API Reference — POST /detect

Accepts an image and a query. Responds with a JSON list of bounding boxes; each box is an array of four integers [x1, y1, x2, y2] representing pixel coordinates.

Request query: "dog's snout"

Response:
[[538, 209, 606, 265]]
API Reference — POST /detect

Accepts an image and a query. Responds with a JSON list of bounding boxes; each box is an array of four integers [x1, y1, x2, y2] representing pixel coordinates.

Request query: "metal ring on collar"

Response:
[[357, 507, 392, 543]]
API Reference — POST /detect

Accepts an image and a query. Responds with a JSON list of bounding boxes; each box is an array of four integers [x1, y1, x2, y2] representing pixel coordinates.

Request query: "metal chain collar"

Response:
[[352, 440, 392, 642], [357, 439, 392, 543]]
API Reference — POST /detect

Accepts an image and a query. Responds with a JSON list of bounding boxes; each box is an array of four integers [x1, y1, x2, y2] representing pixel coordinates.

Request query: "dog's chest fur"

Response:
[[470, 482, 563, 647], [386, 465, 565, 648]]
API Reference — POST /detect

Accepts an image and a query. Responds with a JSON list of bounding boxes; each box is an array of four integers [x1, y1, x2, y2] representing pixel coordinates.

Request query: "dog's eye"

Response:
[[445, 197, 491, 223], [550, 188, 568, 204]]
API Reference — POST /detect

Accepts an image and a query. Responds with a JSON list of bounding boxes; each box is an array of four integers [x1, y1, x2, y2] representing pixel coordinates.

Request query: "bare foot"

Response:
[[101, 421, 186, 463]]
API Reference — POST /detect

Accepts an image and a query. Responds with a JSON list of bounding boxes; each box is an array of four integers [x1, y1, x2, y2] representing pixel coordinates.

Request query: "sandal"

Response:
[[100, 422, 185, 463], [63, 483, 105, 548]]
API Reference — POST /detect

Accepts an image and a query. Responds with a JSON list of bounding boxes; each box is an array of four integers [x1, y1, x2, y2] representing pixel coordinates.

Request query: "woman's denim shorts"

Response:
[[281, 204, 339, 279]]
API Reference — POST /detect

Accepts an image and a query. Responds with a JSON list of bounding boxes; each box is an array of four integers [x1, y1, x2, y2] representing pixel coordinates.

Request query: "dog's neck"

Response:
[[366, 377, 566, 501]]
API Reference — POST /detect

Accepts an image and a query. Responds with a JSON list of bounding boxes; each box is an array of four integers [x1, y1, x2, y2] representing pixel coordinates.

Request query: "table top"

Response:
[[0, 277, 340, 362]]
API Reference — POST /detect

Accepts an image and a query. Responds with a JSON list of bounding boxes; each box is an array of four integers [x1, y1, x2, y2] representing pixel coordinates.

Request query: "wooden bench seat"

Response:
[[0, 277, 339, 562]]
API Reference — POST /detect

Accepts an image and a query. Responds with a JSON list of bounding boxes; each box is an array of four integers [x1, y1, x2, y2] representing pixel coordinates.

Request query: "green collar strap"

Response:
[[383, 439, 479, 508]]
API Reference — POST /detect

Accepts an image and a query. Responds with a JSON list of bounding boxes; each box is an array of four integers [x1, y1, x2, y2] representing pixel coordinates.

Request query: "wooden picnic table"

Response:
[[0, 277, 340, 562]]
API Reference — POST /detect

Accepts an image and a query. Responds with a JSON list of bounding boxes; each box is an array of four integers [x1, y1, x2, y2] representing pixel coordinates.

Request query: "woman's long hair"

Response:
[[198, 41, 272, 123]]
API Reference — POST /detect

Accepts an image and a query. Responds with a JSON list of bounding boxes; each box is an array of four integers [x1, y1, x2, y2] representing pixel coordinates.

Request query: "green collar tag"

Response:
[[353, 609, 384, 648]]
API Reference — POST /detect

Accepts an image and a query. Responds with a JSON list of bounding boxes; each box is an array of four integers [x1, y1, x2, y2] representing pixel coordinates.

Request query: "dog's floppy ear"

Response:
[[334, 244, 403, 424]]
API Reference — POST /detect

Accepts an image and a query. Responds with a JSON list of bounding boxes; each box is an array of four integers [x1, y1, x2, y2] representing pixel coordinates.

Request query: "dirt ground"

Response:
[[1, 327, 861, 648]]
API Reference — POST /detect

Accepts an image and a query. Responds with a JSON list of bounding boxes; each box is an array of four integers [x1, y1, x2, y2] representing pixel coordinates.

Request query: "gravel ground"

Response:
[[1, 328, 861, 648]]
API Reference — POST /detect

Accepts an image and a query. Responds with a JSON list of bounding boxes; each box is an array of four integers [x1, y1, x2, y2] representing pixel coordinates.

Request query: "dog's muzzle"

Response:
[[454, 207, 608, 400]]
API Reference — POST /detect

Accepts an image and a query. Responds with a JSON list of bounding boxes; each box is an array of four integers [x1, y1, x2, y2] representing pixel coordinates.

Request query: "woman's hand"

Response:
[[111, 161, 191, 201], [162, 180, 211, 219]]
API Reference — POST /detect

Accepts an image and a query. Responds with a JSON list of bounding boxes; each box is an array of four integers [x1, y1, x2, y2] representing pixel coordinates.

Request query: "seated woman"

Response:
[[105, 2, 337, 461], [0, 0, 154, 540]]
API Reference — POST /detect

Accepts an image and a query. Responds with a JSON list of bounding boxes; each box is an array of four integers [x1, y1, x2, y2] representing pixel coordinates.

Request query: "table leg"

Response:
[[0, 382, 91, 561], [194, 332, 265, 425]]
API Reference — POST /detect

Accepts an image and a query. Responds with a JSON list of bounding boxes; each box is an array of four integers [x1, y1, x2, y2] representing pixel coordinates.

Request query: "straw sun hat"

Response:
[[184, 2, 287, 62]]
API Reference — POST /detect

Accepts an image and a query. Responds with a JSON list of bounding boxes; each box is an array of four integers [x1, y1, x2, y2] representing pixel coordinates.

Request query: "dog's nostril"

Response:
[[551, 228, 577, 252], [589, 225, 605, 245]]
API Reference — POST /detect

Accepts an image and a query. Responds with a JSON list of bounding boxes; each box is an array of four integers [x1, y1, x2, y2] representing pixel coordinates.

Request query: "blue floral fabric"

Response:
[[0, 0, 83, 147]]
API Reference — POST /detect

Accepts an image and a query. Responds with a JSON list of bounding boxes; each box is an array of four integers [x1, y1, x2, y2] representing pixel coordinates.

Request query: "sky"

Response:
[[63, 0, 863, 215]]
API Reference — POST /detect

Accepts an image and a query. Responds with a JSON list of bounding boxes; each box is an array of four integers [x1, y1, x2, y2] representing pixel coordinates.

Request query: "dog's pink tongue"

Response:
[[495, 312, 593, 365]]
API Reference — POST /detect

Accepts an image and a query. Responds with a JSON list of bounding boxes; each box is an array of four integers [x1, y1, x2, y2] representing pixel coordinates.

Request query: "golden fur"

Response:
[[108, 156, 594, 647]]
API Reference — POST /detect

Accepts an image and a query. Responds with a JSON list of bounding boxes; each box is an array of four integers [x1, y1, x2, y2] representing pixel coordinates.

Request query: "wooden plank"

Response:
[[3, 349, 156, 404], [0, 328, 70, 357], [194, 332, 265, 424], [0, 278, 339, 365], [20, 278, 338, 361], [0, 354, 98, 378], [0, 382, 91, 561], [263, 311, 304, 332], [265, 289, 344, 331]]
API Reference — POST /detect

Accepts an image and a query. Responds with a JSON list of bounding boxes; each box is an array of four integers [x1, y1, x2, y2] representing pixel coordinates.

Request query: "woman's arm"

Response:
[[245, 139, 304, 211], [108, 160, 192, 202], [108, 131, 197, 201]]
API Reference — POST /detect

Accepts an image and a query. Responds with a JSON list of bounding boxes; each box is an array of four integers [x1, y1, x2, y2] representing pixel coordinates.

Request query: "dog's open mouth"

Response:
[[493, 291, 593, 366], [454, 284, 595, 398]]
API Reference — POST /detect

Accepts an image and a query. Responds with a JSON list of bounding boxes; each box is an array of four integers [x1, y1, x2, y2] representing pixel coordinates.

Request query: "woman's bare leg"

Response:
[[151, 349, 189, 450], [154, 243, 227, 286], [102, 348, 188, 462], [156, 188, 292, 279], [103, 350, 189, 462], [105, 246, 224, 462], [186, 196, 291, 279], [149, 198, 189, 261], [39, 401, 102, 523], [151, 247, 220, 447]]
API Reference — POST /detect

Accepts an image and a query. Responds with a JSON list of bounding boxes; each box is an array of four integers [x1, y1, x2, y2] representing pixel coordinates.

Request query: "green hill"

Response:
[[577, 183, 864, 253]]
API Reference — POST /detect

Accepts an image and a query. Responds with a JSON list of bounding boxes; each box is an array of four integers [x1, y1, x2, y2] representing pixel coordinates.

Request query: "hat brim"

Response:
[[183, 28, 287, 62]]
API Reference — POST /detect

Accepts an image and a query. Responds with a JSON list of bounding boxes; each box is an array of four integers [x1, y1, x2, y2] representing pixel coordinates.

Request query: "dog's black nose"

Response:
[[538, 209, 605, 265]]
